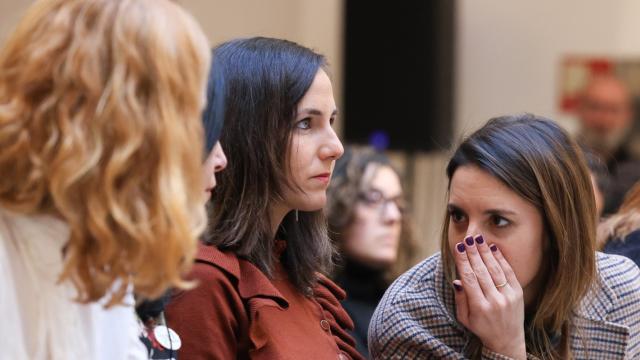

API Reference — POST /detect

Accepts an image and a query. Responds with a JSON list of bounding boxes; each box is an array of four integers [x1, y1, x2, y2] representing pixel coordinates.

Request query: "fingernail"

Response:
[[490, 244, 498, 252], [456, 242, 465, 253], [464, 236, 474, 246], [453, 283, 463, 292], [475, 235, 484, 245]]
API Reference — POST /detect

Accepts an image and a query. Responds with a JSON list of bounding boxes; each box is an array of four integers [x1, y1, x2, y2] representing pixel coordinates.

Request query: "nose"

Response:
[[465, 220, 482, 239], [213, 142, 227, 173], [381, 201, 402, 224], [319, 127, 344, 161]]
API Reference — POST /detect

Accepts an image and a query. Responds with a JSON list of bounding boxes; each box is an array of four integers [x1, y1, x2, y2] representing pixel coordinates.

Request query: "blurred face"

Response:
[[202, 141, 227, 202], [447, 165, 545, 305], [343, 165, 404, 269], [282, 69, 344, 211], [578, 77, 632, 154]]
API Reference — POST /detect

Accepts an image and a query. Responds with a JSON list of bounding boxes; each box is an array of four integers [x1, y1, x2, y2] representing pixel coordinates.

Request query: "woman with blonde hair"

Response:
[[0, 0, 212, 358], [370, 114, 640, 359], [599, 182, 640, 267]]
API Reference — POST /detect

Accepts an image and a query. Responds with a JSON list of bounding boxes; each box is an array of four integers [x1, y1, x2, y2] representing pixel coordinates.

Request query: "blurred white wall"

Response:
[[456, 0, 640, 137], [0, 0, 344, 133]]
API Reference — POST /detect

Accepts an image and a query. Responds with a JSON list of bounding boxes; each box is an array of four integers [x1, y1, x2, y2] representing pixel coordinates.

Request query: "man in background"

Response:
[[577, 74, 640, 214]]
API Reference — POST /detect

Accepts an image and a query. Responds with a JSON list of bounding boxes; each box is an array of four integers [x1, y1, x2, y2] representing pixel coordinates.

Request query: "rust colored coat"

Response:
[[165, 243, 364, 360]]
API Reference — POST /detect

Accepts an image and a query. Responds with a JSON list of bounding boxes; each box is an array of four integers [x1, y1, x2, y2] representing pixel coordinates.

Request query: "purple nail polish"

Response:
[[456, 243, 465, 253], [465, 236, 474, 246], [475, 235, 484, 244], [490, 244, 498, 252], [453, 283, 463, 292]]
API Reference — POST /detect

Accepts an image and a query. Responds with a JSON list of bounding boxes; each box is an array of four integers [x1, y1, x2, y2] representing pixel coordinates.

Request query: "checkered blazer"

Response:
[[369, 252, 640, 359]]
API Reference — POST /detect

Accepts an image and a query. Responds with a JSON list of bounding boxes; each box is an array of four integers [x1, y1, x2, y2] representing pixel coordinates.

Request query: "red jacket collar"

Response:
[[195, 243, 289, 308]]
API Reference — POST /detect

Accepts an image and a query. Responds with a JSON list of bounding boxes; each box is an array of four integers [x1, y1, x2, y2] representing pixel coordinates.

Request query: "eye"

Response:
[[329, 116, 336, 126], [295, 118, 311, 130], [449, 209, 467, 224], [360, 190, 384, 206], [491, 215, 510, 228]]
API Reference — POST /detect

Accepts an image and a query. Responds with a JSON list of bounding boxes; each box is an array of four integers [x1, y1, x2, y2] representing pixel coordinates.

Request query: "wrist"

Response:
[[484, 338, 526, 360]]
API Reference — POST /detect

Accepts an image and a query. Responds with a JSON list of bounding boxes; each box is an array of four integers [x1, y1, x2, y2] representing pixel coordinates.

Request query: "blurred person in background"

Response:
[[576, 74, 640, 214], [583, 147, 610, 219], [0, 0, 212, 358], [165, 37, 363, 360], [326, 146, 417, 358], [598, 181, 640, 267]]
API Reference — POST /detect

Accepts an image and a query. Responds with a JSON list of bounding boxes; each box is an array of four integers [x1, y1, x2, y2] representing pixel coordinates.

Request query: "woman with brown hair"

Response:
[[165, 37, 363, 359], [0, 0, 212, 358], [369, 114, 640, 359], [326, 146, 417, 358], [599, 182, 640, 267]]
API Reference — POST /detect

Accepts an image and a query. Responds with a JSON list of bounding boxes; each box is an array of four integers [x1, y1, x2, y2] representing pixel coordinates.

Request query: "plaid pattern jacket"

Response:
[[369, 252, 640, 359]]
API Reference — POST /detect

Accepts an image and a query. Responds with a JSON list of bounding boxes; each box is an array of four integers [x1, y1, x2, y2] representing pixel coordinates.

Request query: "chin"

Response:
[[297, 194, 327, 211]]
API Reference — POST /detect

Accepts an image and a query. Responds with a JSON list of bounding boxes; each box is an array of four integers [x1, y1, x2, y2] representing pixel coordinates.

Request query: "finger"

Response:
[[453, 241, 485, 301], [463, 234, 500, 297], [475, 235, 508, 289], [489, 243, 520, 288], [452, 280, 469, 327]]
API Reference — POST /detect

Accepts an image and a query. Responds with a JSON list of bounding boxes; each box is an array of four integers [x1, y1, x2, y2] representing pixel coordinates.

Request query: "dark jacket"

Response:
[[335, 260, 389, 359], [603, 229, 640, 268]]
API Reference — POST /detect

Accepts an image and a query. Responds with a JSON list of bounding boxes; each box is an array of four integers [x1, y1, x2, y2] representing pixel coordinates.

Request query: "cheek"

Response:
[[447, 222, 465, 254], [496, 230, 544, 287]]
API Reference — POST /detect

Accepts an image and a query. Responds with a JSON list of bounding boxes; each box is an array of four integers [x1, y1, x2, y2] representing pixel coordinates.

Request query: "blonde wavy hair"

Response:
[[0, 0, 211, 306]]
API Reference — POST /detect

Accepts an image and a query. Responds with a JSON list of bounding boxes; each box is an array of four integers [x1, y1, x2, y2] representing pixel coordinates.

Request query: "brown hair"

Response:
[[442, 114, 597, 359], [205, 37, 333, 293], [326, 146, 417, 281], [0, 0, 211, 305], [598, 181, 640, 247]]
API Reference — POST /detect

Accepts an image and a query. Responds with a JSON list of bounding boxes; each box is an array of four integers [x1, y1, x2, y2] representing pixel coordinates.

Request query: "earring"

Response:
[[295, 209, 299, 222]]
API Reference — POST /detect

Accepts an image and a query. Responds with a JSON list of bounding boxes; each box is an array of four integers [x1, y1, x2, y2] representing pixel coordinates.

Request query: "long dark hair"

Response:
[[442, 114, 597, 359], [205, 37, 333, 293]]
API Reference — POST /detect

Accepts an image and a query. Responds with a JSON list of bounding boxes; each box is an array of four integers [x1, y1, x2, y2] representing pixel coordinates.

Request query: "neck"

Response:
[[269, 202, 291, 239], [523, 265, 548, 308]]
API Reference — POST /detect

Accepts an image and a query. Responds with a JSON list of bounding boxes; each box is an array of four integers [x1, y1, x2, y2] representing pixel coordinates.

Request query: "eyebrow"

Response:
[[367, 186, 403, 198], [298, 108, 338, 117], [447, 203, 517, 216]]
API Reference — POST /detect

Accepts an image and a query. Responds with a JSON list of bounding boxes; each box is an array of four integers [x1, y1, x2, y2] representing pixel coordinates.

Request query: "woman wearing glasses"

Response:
[[326, 146, 417, 359]]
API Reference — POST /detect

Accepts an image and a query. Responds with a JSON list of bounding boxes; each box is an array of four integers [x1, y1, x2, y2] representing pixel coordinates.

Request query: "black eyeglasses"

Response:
[[357, 189, 407, 215]]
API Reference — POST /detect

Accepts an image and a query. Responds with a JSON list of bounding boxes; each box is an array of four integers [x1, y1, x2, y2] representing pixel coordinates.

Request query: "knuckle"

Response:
[[461, 270, 476, 283], [487, 264, 501, 275]]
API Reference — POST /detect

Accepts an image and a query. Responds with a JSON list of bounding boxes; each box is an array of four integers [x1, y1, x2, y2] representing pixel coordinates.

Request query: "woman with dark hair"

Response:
[[369, 114, 640, 359], [165, 37, 363, 359], [326, 146, 417, 358]]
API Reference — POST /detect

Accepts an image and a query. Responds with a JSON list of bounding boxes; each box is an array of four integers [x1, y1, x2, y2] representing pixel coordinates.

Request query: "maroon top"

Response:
[[165, 243, 365, 360]]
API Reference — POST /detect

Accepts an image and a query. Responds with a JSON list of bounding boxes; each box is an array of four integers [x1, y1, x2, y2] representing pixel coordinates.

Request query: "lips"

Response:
[[311, 172, 331, 184]]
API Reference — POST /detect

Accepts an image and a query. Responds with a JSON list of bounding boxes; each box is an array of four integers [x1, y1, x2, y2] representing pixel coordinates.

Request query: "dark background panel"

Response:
[[343, 0, 455, 152]]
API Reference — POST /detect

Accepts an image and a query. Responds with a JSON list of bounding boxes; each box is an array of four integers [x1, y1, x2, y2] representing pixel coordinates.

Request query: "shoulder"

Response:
[[603, 229, 640, 266], [369, 253, 465, 359], [576, 253, 640, 357], [595, 251, 640, 297]]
